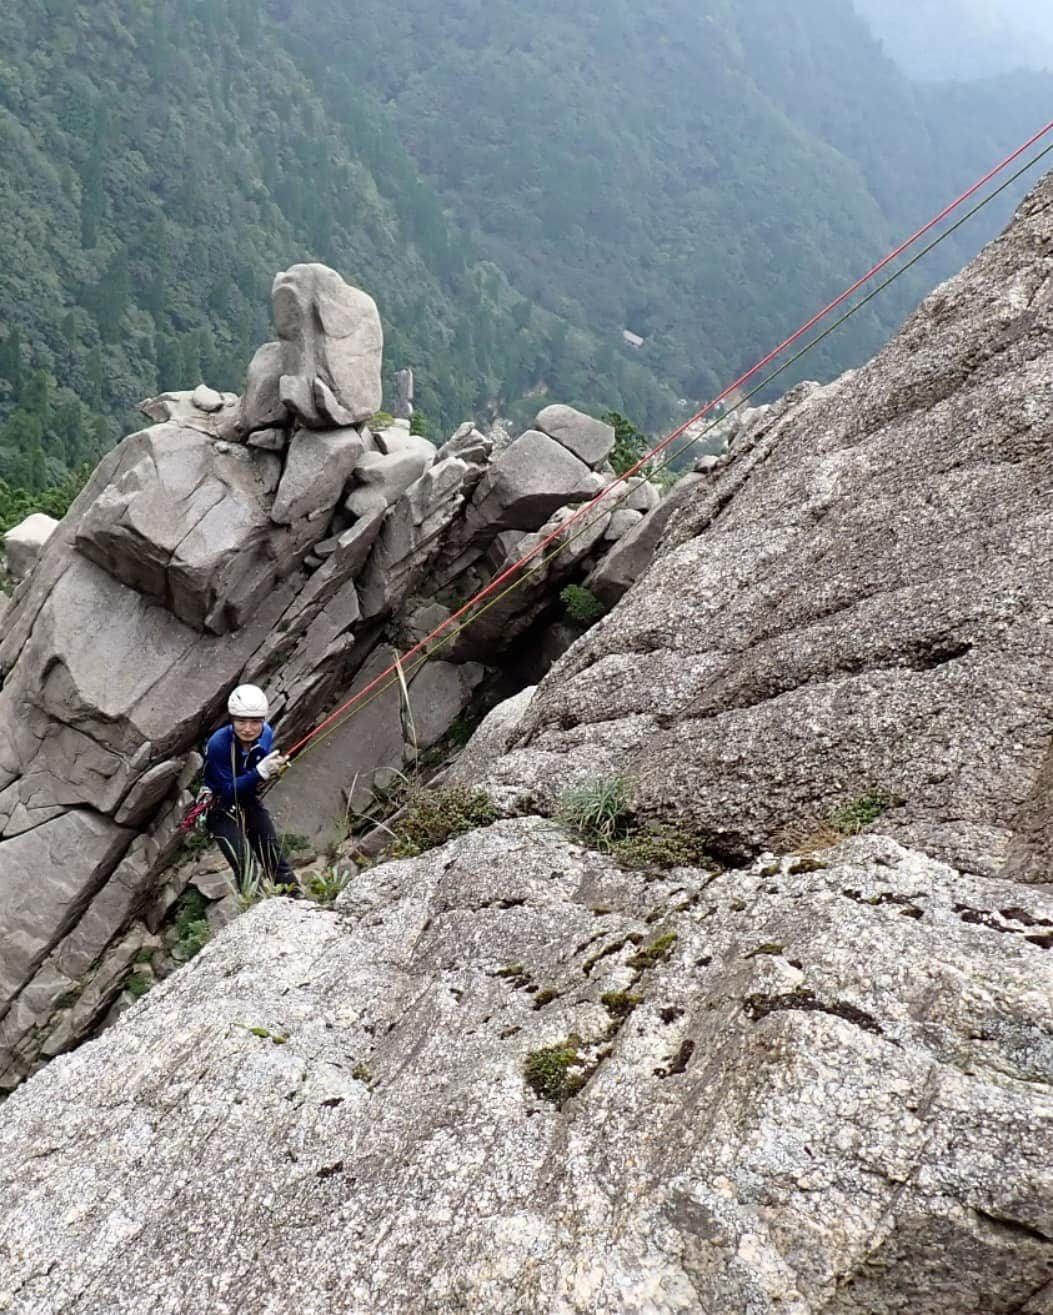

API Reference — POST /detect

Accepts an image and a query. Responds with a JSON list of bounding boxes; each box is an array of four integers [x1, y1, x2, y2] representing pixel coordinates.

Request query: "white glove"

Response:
[[256, 751, 288, 782]]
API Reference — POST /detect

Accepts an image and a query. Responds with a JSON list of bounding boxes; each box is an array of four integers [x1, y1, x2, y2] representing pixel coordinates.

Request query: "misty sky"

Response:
[[853, 0, 1053, 78]]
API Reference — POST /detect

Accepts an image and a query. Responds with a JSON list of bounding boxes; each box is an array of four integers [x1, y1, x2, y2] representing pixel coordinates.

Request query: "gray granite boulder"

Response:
[[273, 263, 383, 427], [234, 341, 286, 436], [270, 425, 365, 526], [75, 423, 283, 634], [2, 512, 58, 581], [462, 428, 601, 542], [536, 403, 616, 468]]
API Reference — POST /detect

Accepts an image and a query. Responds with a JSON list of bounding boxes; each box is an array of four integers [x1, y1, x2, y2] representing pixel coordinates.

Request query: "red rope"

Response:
[[285, 119, 1053, 760]]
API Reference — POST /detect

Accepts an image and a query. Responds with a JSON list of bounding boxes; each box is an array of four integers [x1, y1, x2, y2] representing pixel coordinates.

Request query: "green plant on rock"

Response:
[[389, 784, 499, 858], [124, 972, 152, 1000], [608, 823, 714, 872], [601, 990, 643, 1019], [626, 932, 678, 971], [827, 788, 902, 836], [369, 410, 395, 430], [306, 865, 355, 906], [556, 775, 633, 848], [560, 584, 607, 627], [524, 1036, 587, 1104], [172, 888, 211, 962]]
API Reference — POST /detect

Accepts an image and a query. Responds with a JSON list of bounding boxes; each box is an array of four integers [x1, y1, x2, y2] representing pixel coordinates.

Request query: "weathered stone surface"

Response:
[[270, 425, 365, 525], [585, 473, 703, 607], [0, 830, 1049, 1314], [536, 403, 615, 467], [393, 366, 414, 419], [0, 810, 132, 1012], [138, 388, 241, 438], [347, 447, 431, 508], [235, 341, 286, 436], [357, 458, 470, 620], [463, 428, 600, 539], [273, 263, 383, 427], [604, 507, 644, 540], [492, 178, 1053, 879], [448, 686, 537, 785], [74, 423, 283, 633], [436, 420, 493, 468], [2, 513, 58, 581]]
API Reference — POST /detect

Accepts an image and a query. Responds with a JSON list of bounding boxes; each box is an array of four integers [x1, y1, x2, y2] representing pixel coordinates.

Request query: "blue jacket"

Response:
[[203, 723, 275, 809]]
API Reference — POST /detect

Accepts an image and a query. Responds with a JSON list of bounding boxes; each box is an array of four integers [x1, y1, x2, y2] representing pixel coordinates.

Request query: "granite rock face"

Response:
[[0, 828, 1049, 1315], [0, 265, 642, 1085], [486, 178, 1053, 882]]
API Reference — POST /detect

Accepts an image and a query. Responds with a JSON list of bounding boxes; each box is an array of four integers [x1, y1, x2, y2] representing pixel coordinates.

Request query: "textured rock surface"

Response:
[[535, 403, 616, 468], [0, 255, 628, 1083], [2, 513, 58, 581], [273, 263, 383, 427], [0, 828, 1049, 1314], [492, 180, 1053, 881]]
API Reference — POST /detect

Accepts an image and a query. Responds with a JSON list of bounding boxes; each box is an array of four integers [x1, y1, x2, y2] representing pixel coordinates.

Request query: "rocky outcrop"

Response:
[[483, 179, 1053, 882], [0, 828, 1049, 1314], [273, 263, 384, 427], [0, 266, 649, 1089]]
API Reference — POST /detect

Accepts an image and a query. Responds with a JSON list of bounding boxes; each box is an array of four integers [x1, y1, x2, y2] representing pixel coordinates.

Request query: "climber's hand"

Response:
[[257, 751, 289, 782]]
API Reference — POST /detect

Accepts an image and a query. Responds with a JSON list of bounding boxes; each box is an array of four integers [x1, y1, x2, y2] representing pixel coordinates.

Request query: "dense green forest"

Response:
[[0, 0, 672, 514], [2, 0, 1052, 535], [287, 0, 1053, 405]]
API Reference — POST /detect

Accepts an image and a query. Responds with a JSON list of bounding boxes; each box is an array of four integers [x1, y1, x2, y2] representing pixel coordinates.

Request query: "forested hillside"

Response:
[[0, 0, 670, 507], [2, 0, 1052, 528], [286, 0, 1053, 403]]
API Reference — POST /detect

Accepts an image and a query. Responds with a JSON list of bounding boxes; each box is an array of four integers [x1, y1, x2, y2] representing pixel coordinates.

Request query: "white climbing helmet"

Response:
[[227, 685, 269, 719]]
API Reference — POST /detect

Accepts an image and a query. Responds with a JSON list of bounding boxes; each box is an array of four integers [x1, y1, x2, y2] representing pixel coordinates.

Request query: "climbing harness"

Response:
[[265, 122, 1053, 779]]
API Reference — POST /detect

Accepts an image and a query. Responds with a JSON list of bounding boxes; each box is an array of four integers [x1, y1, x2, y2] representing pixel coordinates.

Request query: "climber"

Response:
[[202, 685, 298, 893]]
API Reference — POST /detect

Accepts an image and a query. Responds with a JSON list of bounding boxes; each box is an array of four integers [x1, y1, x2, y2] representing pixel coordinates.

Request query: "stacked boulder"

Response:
[[0, 263, 664, 1090]]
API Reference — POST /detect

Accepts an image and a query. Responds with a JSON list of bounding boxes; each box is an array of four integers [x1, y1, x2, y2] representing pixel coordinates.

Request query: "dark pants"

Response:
[[208, 803, 295, 886]]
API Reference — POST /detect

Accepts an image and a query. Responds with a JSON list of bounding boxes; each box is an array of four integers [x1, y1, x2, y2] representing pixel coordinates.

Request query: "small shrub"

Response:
[[626, 932, 678, 971], [560, 584, 607, 627], [390, 785, 498, 858], [608, 824, 713, 871], [125, 973, 152, 999], [828, 789, 902, 836], [556, 775, 633, 848], [524, 1037, 586, 1104], [172, 888, 211, 962], [601, 990, 643, 1019], [533, 987, 559, 1009], [409, 410, 432, 438], [281, 832, 312, 855], [369, 410, 395, 430], [307, 865, 354, 906]]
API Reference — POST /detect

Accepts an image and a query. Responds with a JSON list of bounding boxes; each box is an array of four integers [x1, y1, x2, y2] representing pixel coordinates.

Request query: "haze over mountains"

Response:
[[853, 0, 1053, 79], [1, 0, 1051, 515]]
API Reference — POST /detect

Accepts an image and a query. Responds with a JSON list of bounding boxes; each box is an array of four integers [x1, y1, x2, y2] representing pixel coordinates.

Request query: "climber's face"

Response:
[[232, 717, 264, 746]]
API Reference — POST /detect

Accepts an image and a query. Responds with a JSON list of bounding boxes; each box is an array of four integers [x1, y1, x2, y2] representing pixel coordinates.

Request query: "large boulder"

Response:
[[269, 425, 365, 526], [273, 263, 383, 428], [234, 341, 287, 437], [0, 828, 1048, 1314], [456, 428, 602, 551], [535, 404, 616, 468], [74, 423, 284, 634], [2, 512, 58, 581]]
